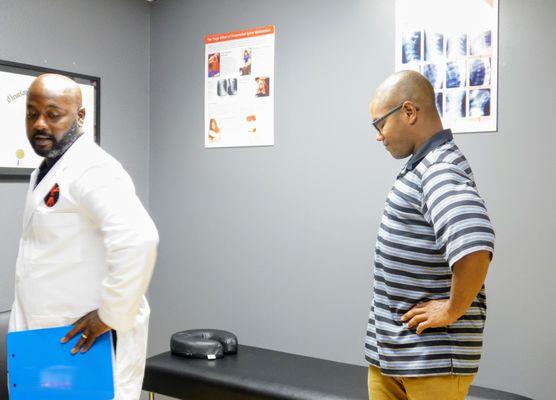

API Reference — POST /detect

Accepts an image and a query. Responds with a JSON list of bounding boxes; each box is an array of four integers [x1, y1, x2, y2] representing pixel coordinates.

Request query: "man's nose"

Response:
[[33, 115, 48, 132], [376, 133, 384, 142]]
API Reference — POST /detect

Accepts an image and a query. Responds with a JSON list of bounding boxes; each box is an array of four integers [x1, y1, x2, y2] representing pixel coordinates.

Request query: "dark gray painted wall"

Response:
[[148, 1, 555, 399], [0, 1, 553, 399], [0, 0, 151, 311]]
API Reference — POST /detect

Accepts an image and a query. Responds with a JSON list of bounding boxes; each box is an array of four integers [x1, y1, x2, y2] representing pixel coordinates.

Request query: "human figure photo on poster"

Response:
[[255, 77, 270, 97], [240, 49, 252, 76], [208, 118, 222, 143], [208, 53, 220, 78]]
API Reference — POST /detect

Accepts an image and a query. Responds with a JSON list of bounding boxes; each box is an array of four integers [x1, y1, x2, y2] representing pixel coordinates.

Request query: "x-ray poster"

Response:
[[395, 0, 498, 133], [205, 25, 275, 148]]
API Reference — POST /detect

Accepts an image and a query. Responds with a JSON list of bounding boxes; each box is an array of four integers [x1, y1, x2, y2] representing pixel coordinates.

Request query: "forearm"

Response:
[[447, 250, 491, 319]]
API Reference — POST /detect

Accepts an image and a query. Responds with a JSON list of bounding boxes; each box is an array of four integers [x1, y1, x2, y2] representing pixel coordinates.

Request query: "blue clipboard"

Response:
[[7, 325, 115, 400]]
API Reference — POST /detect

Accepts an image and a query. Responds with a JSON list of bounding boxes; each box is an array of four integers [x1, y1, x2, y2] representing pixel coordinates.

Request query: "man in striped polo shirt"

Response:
[[365, 71, 494, 400]]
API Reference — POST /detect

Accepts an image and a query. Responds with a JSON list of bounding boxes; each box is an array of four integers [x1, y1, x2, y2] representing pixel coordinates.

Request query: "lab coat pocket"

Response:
[[30, 212, 83, 265]]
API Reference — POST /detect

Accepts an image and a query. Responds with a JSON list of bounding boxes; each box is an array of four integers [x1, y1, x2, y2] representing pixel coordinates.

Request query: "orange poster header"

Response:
[[205, 25, 275, 44]]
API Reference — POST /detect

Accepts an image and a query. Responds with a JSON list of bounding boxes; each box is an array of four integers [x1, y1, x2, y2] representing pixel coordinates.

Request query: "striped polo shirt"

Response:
[[365, 129, 495, 377]]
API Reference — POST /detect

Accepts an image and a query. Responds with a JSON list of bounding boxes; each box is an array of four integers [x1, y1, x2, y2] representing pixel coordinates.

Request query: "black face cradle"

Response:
[[170, 329, 238, 360]]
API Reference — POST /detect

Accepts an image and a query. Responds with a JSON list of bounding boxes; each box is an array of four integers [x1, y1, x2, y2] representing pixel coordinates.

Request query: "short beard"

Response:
[[38, 121, 82, 159]]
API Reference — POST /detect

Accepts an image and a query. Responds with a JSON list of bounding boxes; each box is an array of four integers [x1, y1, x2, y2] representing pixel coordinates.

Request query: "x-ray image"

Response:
[[446, 90, 466, 118], [402, 31, 422, 64], [435, 92, 443, 117], [217, 78, 238, 96], [446, 34, 467, 59], [422, 64, 443, 89], [469, 58, 491, 87], [395, 0, 498, 133], [470, 30, 492, 56], [227, 78, 238, 95], [469, 89, 491, 117], [425, 31, 444, 61], [446, 60, 466, 88], [217, 79, 228, 96]]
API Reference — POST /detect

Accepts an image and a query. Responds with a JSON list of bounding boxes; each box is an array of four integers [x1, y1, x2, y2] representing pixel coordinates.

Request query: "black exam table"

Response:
[[143, 345, 534, 400]]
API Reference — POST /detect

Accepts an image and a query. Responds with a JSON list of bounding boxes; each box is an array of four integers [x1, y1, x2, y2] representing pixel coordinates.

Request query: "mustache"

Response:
[[32, 131, 56, 141]]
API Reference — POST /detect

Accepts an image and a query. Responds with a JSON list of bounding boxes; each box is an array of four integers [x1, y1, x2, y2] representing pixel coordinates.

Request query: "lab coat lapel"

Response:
[[21, 169, 39, 231]]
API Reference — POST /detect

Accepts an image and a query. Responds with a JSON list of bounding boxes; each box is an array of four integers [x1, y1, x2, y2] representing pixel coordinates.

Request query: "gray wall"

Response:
[[0, 0, 151, 310], [0, 1, 553, 399], [148, 1, 555, 399]]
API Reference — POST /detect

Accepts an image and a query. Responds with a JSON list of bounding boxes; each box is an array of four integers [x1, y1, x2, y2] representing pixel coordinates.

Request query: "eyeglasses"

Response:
[[371, 102, 405, 133]]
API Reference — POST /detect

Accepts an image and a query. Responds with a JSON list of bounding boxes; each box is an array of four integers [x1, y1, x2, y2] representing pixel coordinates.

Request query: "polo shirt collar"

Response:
[[405, 129, 453, 171]]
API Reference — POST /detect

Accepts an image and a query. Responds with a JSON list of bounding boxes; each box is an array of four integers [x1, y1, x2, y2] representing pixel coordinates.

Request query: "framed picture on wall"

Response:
[[0, 60, 100, 177], [395, 0, 499, 134]]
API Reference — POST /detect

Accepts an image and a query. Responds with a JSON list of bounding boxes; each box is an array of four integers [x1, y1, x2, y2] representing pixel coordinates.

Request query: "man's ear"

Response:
[[77, 107, 86, 127], [403, 102, 418, 125]]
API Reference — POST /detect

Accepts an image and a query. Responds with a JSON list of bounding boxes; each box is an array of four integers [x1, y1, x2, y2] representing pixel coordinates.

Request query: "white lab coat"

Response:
[[9, 135, 159, 400]]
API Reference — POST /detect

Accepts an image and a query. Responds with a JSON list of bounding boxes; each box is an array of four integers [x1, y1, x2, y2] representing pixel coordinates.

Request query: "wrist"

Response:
[[445, 300, 466, 322]]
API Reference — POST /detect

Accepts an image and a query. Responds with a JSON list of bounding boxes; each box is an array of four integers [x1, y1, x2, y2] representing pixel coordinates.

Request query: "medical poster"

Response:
[[205, 25, 275, 148], [395, 0, 498, 133], [0, 68, 97, 173]]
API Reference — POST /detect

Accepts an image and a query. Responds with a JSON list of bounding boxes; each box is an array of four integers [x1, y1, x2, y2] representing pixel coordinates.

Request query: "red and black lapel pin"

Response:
[[44, 183, 60, 208]]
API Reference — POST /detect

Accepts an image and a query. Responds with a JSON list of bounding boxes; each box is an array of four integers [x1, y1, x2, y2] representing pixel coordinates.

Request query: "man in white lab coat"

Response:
[[9, 73, 159, 400]]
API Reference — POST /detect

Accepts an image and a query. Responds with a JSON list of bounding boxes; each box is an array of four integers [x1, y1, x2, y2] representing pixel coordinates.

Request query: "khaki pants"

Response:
[[368, 366, 474, 400]]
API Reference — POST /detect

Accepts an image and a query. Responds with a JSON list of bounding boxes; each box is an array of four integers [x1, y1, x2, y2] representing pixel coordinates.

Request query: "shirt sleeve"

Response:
[[73, 162, 159, 332], [421, 162, 494, 268]]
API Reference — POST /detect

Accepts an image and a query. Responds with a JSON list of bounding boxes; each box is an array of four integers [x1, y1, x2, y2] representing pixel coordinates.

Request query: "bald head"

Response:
[[28, 73, 83, 109], [369, 71, 443, 160], [371, 70, 437, 117], [26, 74, 86, 158]]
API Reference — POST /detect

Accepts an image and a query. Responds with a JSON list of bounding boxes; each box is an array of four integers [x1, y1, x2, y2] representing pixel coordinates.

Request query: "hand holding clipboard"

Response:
[[7, 324, 115, 400]]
